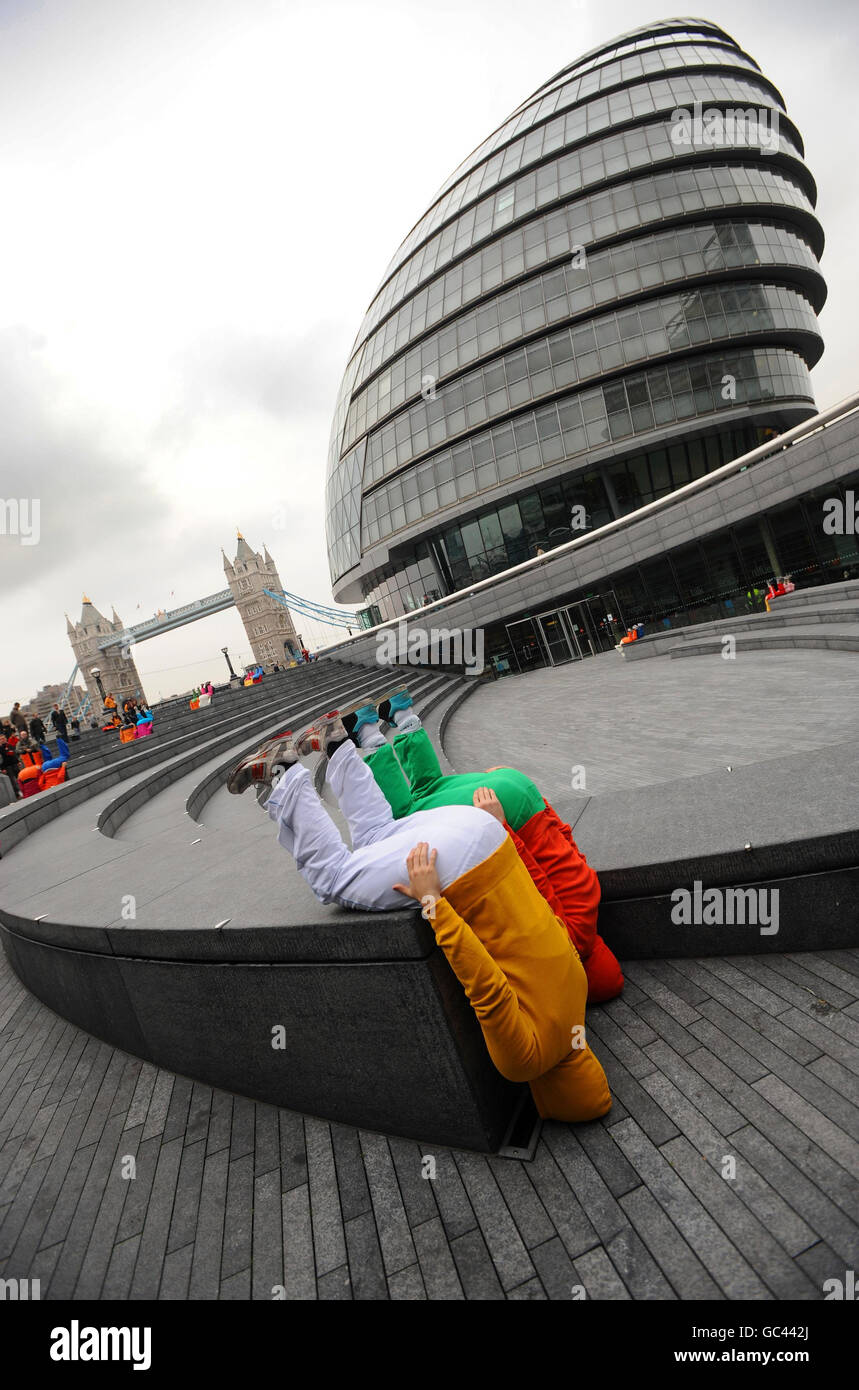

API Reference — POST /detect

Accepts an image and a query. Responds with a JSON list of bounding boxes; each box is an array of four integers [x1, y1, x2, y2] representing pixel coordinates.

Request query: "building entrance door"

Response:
[[506, 592, 622, 669], [505, 618, 549, 672], [564, 590, 624, 655], [536, 609, 582, 665]]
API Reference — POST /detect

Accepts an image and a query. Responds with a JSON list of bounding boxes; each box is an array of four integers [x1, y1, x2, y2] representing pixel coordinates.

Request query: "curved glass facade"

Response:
[[326, 19, 825, 612]]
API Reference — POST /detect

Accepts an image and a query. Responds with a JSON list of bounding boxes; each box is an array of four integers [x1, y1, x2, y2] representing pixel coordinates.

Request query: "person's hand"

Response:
[[484, 764, 510, 772], [393, 842, 443, 919], [473, 786, 505, 823]]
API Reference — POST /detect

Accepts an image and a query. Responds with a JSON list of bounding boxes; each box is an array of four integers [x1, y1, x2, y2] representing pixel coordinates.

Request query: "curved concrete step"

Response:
[[767, 577, 859, 612], [622, 577, 859, 662], [2, 650, 856, 1153], [670, 627, 859, 657], [0, 667, 341, 853], [99, 666, 385, 838]]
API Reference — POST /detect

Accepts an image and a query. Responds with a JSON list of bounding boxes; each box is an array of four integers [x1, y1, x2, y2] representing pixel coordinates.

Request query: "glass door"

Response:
[[562, 605, 594, 656], [505, 618, 549, 672], [566, 589, 625, 654], [535, 609, 582, 665]]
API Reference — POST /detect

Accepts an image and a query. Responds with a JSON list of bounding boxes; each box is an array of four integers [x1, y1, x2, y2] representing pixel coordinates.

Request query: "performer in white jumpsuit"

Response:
[[264, 738, 504, 912]]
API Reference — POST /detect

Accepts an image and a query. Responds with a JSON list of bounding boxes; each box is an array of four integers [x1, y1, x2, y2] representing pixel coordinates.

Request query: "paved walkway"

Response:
[[2, 945, 857, 1300], [445, 649, 859, 799]]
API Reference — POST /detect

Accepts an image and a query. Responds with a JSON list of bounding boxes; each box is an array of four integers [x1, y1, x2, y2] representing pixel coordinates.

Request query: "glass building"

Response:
[[325, 18, 825, 626]]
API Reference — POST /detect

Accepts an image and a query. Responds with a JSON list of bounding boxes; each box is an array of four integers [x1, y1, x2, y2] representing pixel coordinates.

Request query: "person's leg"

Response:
[[580, 935, 625, 1005], [503, 821, 568, 924], [390, 726, 446, 803], [516, 801, 601, 948], [325, 739, 397, 849], [435, 836, 611, 1121], [264, 763, 352, 901], [363, 742, 415, 819], [516, 799, 624, 1001], [391, 727, 544, 828]]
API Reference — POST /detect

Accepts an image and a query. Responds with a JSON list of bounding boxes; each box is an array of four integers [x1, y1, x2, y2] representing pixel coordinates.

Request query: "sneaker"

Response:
[[296, 700, 378, 753], [377, 686, 412, 724], [377, 687, 415, 731], [256, 727, 297, 754], [294, 712, 348, 756], [227, 736, 297, 796]]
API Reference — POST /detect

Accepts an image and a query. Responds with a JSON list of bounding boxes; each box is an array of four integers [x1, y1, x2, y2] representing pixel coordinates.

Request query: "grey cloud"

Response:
[[152, 321, 350, 449], [0, 325, 172, 600]]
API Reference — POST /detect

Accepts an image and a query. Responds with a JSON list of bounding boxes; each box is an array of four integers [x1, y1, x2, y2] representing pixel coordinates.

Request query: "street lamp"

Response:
[[221, 647, 238, 680], [90, 666, 106, 702]]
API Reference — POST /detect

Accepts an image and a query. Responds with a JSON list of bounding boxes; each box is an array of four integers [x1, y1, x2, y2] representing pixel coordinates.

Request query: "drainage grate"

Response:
[[496, 1089, 542, 1161]]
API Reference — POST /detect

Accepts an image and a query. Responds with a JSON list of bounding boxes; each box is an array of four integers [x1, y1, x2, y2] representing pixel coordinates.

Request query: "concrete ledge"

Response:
[[0, 669, 338, 851], [62, 667, 327, 776], [0, 910, 521, 1151], [550, 734, 859, 954], [596, 866, 859, 957], [4, 649, 857, 1152], [0, 664, 375, 851]]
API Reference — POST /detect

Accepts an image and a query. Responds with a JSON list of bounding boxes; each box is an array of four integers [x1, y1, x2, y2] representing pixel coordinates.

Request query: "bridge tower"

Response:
[[67, 597, 147, 714], [223, 532, 300, 669]]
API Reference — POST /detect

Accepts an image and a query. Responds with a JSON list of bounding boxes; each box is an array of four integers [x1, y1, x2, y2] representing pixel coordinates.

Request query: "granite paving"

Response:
[[1, 944, 857, 1300], [445, 648, 859, 800]]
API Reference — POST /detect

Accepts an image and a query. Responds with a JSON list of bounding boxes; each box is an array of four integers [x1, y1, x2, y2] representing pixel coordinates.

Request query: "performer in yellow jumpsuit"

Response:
[[395, 831, 611, 1123]]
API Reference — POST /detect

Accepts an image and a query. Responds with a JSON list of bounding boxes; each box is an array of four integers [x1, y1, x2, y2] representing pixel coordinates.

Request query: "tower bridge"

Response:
[[65, 532, 357, 712], [95, 588, 236, 651]]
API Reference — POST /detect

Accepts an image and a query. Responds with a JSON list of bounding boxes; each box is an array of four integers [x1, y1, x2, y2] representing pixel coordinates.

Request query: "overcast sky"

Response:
[[2, 0, 857, 704]]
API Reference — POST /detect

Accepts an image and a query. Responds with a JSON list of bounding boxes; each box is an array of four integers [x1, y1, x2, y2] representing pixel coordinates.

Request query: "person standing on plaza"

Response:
[[9, 702, 28, 734], [50, 704, 69, 739]]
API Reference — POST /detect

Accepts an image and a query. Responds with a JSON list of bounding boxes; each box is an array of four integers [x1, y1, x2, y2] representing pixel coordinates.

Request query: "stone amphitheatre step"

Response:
[[60, 673, 315, 776], [670, 624, 859, 657], [145, 669, 420, 838], [769, 577, 859, 611], [0, 663, 497, 1151], [95, 664, 381, 838], [0, 666, 342, 853], [622, 578, 859, 662], [0, 667, 461, 921]]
